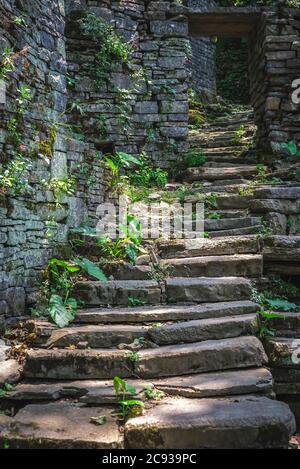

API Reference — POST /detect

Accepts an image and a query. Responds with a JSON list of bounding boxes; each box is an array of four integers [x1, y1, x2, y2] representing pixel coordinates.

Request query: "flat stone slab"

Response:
[[251, 199, 300, 215], [23, 348, 131, 380], [253, 187, 300, 200], [23, 336, 267, 380], [45, 324, 147, 349], [153, 368, 273, 398], [125, 395, 296, 449], [265, 338, 300, 369], [216, 195, 253, 209], [73, 280, 162, 306], [0, 359, 21, 387], [135, 336, 267, 379], [269, 313, 300, 337], [1, 402, 123, 449], [263, 236, 300, 262], [148, 314, 257, 345], [161, 255, 262, 278], [186, 165, 259, 182], [8, 368, 273, 404], [205, 217, 261, 232], [157, 235, 260, 259], [165, 277, 251, 303], [75, 300, 258, 324]]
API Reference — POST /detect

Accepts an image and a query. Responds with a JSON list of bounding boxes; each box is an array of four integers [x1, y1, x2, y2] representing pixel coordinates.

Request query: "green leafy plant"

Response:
[[0, 48, 16, 79], [184, 149, 206, 168], [34, 258, 107, 328], [104, 152, 141, 187], [281, 141, 300, 158], [113, 376, 144, 421], [128, 296, 146, 307], [257, 310, 283, 338], [90, 415, 107, 426], [97, 214, 146, 264], [143, 385, 164, 401], [0, 383, 15, 398], [128, 351, 140, 363], [80, 13, 132, 89], [45, 175, 77, 201]]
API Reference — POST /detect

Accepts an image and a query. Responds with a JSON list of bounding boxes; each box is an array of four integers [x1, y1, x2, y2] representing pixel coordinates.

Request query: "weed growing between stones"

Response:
[[32, 258, 107, 328]]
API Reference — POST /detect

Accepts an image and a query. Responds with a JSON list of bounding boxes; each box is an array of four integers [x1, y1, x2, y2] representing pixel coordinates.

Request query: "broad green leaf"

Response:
[[118, 399, 144, 407], [90, 415, 107, 425], [125, 244, 138, 263], [74, 258, 107, 282], [49, 258, 80, 273], [266, 298, 298, 312], [48, 294, 76, 328], [125, 384, 137, 395], [113, 376, 126, 395]]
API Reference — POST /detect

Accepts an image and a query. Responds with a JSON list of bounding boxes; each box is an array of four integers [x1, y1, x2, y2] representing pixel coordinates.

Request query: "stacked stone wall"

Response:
[[249, 6, 300, 152]]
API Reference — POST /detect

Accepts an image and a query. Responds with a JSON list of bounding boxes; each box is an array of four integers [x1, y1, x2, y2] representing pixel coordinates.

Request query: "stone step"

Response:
[[161, 254, 262, 278], [197, 145, 248, 155], [124, 395, 296, 449], [41, 313, 258, 349], [44, 324, 148, 349], [157, 235, 261, 259], [205, 217, 261, 232], [264, 337, 300, 369], [215, 194, 253, 209], [208, 225, 263, 238], [73, 280, 162, 307], [165, 277, 252, 304], [0, 402, 123, 449], [264, 262, 300, 277], [268, 313, 300, 337], [263, 236, 300, 262], [185, 166, 259, 182], [72, 277, 251, 307], [75, 300, 258, 324], [23, 336, 267, 380], [7, 368, 273, 403], [148, 314, 258, 345], [192, 183, 250, 195]]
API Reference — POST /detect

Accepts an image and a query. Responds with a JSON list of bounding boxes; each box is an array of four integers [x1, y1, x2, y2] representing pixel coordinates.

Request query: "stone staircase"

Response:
[[0, 110, 297, 449]]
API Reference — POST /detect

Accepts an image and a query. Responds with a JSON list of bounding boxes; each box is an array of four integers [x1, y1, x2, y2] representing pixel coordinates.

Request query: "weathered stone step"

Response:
[[208, 225, 263, 238], [23, 336, 267, 380], [73, 277, 251, 307], [75, 300, 258, 324], [161, 254, 262, 278], [0, 402, 123, 449], [165, 277, 251, 303], [44, 324, 148, 349], [185, 166, 260, 182], [263, 236, 300, 262], [7, 368, 273, 403], [215, 194, 253, 209], [268, 313, 300, 337], [157, 235, 261, 259], [264, 262, 300, 276], [125, 395, 296, 449], [148, 314, 258, 345], [264, 337, 300, 369], [205, 217, 261, 232], [73, 280, 162, 307]]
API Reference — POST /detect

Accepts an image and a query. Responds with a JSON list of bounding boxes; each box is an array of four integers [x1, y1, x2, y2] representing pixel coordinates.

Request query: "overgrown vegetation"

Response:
[[32, 258, 107, 328], [113, 376, 144, 421], [252, 278, 300, 337]]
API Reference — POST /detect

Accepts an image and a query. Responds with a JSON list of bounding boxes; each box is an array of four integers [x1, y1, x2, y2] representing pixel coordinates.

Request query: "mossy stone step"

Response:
[[23, 336, 267, 380], [124, 395, 295, 449]]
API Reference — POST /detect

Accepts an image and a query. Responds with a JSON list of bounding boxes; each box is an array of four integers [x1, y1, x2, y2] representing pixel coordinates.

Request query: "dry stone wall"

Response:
[[249, 6, 300, 153], [0, 0, 190, 320], [187, 0, 217, 101]]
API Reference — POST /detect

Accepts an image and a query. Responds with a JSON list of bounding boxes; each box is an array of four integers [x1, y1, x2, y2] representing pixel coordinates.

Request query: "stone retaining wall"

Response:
[[188, 0, 216, 101], [249, 6, 300, 153]]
